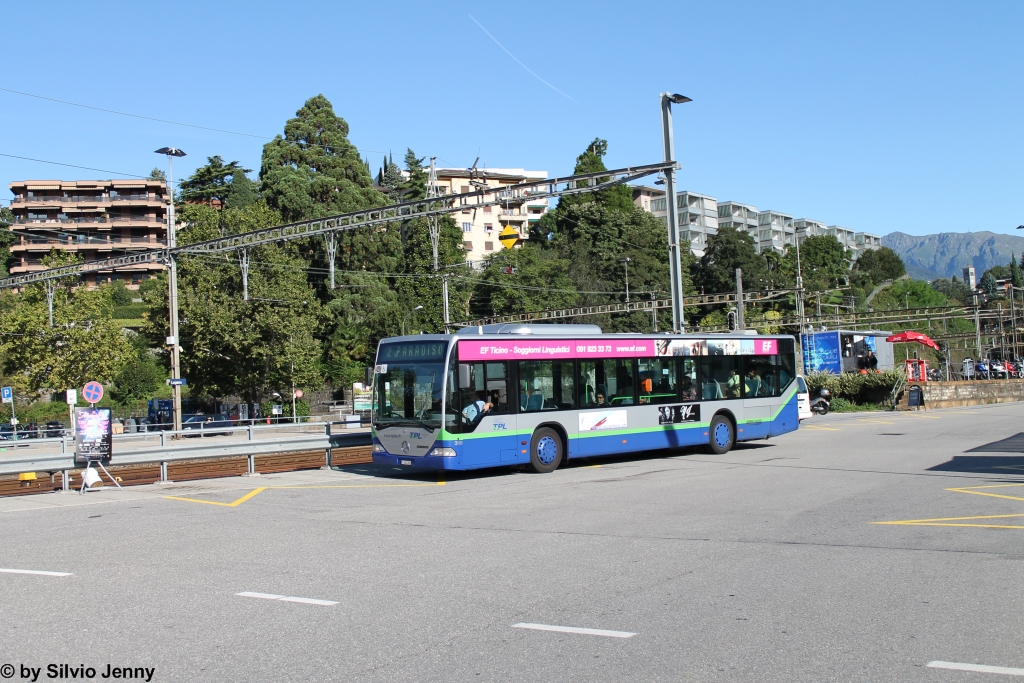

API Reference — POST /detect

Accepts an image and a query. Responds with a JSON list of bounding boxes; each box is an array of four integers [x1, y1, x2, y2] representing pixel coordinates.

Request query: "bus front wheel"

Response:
[[529, 427, 563, 473], [708, 414, 735, 455]]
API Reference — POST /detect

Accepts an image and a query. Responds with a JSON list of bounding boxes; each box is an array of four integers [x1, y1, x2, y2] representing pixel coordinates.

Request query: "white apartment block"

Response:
[[757, 210, 794, 254], [432, 168, 549, 267], [650, 190, 719, 256], [718, 201, 759, 246], [635, 186, 883, 260]]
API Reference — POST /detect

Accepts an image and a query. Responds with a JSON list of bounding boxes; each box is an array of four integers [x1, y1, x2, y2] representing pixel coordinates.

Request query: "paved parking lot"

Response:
[[2, 404, 1023, 682]]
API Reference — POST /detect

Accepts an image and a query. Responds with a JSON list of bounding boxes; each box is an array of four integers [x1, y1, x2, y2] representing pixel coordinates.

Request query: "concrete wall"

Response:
[[916, 379, 1024, 409]]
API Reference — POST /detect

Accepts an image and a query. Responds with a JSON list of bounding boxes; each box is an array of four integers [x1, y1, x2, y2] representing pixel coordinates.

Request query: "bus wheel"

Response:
[[708, 414, 734, 455], [529, 427, 563, 473]]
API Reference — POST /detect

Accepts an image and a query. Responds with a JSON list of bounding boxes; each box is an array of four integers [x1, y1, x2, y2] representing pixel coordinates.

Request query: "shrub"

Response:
[[806, 369, 902, 404]]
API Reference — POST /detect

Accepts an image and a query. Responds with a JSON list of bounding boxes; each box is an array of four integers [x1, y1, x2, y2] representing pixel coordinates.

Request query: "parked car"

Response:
[[44, 421, 65, 438], [796, 376, 812, 421], [181, 413, 233, 436]]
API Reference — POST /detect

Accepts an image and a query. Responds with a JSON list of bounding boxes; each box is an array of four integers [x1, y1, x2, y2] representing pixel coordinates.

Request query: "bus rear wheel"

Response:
[[529, 427, 563, 473], [707, 414, 735, 455]]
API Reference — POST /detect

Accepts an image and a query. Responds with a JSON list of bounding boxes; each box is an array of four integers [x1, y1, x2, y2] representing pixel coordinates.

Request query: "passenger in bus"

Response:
[[727, 369, 742, 398], [594, 392, 609, 407], [679, 374, 697, 401], [745, 368, 762, 396]]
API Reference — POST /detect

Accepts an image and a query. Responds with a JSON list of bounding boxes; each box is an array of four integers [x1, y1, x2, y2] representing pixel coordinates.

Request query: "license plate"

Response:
[[400, 459, 412, 466]]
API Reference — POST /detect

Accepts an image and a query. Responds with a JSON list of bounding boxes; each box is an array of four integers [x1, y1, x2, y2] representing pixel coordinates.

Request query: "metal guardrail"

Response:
[[0, 421, 371, 482]]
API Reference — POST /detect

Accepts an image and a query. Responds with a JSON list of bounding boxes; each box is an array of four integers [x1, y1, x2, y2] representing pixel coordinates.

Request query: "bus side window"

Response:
[[519, 360, 575, 412], [637, 358, 677, 405], [679, 358, 697, 401]]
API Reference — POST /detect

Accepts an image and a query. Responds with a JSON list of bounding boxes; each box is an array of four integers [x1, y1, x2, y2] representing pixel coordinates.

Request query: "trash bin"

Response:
[[907, 385, 923, 408], [125, 418, 137, 433]]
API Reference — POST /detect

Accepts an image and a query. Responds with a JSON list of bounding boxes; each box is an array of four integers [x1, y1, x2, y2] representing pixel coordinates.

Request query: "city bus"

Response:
[[370, 324, 799, 473]]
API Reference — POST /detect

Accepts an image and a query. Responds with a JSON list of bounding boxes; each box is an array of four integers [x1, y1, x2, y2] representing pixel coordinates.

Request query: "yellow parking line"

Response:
[[164, 487, 267, 507], [164, 481, 446, 507], [946, 483, 1024, 503], [873, 513, 1024, 529], [857, 419, 895, 424]]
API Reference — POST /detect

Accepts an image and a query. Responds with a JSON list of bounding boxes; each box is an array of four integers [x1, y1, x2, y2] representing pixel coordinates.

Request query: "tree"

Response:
[[931, 277, 975, 305], [145, 201, 325, 404], [260, 94, 385, 222], [0, 252, 134, 393], [1011, 253, 1023, 289], [379, 153, 405, 204], [786, 235, 848, 291], [0, 207, 14, 277], [470, 243, 580, 318], [224, 170, 258, 210], [691, 227, 767, 294], [980, 270, 999, 296], [179, 156, 250, 205], [148, 168, 167, 182], [111, 357, 163, 405], [854, 247, 906, 284]]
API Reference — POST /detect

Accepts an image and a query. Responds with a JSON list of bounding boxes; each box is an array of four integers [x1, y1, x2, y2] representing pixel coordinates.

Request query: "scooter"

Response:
[[810, 388, 831, 415]]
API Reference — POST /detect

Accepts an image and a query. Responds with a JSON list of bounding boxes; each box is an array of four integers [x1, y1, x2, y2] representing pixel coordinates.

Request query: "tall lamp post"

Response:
[[619, 257, 631, 303], [660, 92, 692, 333], [155, 147, 186, 435], [402, 305, 424, 336]]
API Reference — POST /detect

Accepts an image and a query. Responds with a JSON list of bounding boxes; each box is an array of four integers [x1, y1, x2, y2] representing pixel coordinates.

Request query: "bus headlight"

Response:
[[429, 447, 457, 457], [373, 443, 386, 453]]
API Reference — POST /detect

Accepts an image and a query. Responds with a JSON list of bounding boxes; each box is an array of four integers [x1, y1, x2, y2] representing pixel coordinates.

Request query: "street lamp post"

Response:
[[155, 147, 186, 435], [402, 305, 424, 336], [619, 257, 631, 303], [660, 92, 692, 333]]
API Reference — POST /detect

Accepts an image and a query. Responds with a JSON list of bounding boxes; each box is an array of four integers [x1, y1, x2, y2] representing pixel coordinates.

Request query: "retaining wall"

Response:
[[914, 379, 1024, 409]]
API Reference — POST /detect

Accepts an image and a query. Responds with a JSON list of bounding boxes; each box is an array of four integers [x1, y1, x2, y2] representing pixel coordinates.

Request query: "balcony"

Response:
[[12, 194, 166, 206], [498, 209, 528, 222], [12, 235, 164, 251], [12, 217, 166, 226]]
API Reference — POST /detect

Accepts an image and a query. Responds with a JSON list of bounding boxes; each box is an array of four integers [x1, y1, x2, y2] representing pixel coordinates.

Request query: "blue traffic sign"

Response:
[[168, 378, 187, 386], [82, 381, 104, 404], [1, 387, 11, 403]]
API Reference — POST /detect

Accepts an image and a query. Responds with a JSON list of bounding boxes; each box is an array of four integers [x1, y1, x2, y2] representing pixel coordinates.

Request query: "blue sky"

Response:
[[1, 0, 1021, 237]]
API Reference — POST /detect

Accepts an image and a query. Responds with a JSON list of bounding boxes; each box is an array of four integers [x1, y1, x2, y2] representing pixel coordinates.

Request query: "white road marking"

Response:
[[236, 591, 337, 606], [0, 568, 72, 577], [928, 661, 1024, 677], [513, 622, 636, 638]]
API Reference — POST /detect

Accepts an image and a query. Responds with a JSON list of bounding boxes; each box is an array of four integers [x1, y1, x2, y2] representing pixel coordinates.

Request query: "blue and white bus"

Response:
[[371, 324, 799, 473]]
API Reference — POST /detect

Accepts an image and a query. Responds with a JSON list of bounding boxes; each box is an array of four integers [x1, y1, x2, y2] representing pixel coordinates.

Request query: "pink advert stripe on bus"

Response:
[[457, 339, 656, 361]]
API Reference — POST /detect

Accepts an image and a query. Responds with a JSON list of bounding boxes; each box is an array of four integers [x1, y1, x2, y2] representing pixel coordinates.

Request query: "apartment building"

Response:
[[8, 178, 169, 286], [756, 210, 794, 254], [432, 168, 548, 267], [853, 232, 882, 259], [650, 190, 719, 256], [718, 201, 759, 245], [792, 218, 829, 243], [631, 185, 662, 213]]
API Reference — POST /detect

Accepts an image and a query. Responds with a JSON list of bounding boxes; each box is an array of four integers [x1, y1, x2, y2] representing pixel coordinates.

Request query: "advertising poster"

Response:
[[74, 407, 112, 463], [655, 339, 707, 356], [802, 332, 842, 374], [658, 403, 701, 425], [578, 410, 628, 432], [707, 339, 740, 356], [352, 382, 372, 412]]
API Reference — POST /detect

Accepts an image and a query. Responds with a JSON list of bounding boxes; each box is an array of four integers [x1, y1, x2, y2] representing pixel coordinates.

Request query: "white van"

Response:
[[796, 376, 812, 421]]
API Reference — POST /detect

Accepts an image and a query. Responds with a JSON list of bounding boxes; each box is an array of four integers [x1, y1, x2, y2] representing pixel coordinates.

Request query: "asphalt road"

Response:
[[2, 404, 1024, 682]]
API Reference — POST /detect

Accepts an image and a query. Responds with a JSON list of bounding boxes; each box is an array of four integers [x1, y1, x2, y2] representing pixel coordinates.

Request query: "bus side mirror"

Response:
[[459, 364, 473, 389]]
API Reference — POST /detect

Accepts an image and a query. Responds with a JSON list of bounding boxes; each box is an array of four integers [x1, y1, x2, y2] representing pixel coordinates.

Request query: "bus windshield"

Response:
[[373, 341, 448, 431]]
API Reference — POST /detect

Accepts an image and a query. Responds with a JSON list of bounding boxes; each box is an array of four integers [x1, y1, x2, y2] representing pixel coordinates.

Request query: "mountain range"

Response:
[[881, 231, 1024, 281]]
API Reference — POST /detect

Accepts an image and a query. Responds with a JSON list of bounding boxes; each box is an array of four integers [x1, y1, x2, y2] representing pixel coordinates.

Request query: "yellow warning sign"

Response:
[[499, 225, 520, 249]]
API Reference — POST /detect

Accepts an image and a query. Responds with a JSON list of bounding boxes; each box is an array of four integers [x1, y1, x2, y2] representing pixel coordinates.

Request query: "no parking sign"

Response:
[[82, 381, 104, 405]]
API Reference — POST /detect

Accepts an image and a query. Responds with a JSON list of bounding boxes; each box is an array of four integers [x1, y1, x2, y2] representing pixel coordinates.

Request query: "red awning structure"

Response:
[[886, 331, 941, 351]]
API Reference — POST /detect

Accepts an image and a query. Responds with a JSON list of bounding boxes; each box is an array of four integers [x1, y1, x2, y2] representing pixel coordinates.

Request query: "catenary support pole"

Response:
[[325, 233, 337, 290], [660, 93, 689, 333], [45, 280, 54, 327], [735, 268, 745, 330], [239, 249, 250, 301]]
